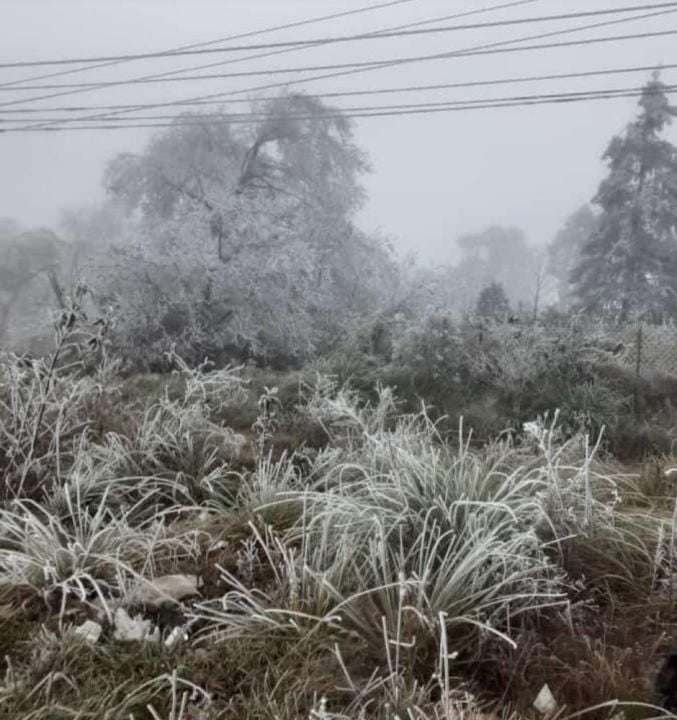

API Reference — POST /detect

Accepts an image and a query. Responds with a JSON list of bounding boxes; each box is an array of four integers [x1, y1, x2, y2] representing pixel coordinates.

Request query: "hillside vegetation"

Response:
[[1, 309, 677, 719], [2, 73, 677, 720]]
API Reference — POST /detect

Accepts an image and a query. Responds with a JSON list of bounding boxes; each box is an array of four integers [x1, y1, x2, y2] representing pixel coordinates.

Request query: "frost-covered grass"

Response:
[[2, 333, 677, 719]]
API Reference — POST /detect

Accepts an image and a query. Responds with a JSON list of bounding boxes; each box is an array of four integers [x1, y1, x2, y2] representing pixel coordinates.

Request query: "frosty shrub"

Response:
[[0, 286, 115, 498], [392, 309, 468, 390]]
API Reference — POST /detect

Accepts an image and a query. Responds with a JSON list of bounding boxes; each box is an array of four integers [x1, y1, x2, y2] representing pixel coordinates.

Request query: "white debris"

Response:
[[127, 575, 200, 607], [73, 620, 102, 644], [165, 618, 198, 648], [113, 607, 159, 642], [533, 684, 557, 717], [165, 624, 188, 648]]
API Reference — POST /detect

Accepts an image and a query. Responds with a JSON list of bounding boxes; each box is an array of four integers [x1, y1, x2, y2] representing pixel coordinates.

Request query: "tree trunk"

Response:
[[622, 164, 648, 324], [47, 270, 66, 310]]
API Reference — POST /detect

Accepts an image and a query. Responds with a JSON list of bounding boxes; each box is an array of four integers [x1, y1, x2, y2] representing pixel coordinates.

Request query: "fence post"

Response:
[[633, 323, 643, 418]]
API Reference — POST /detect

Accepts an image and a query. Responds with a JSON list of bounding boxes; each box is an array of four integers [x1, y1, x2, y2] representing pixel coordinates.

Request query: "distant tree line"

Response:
[[2, 74, 676, 366], [474, 73, 677, 326]]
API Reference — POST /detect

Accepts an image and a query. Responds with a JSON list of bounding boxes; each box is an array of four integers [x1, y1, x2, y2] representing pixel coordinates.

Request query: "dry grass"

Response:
[[3, 324, 677, 719]]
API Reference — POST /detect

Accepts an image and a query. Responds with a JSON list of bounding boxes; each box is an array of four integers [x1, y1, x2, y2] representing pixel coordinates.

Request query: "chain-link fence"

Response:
[[601, 323, 677, 378], [459, 319, 677, 425], [465, 319, 677, 381]]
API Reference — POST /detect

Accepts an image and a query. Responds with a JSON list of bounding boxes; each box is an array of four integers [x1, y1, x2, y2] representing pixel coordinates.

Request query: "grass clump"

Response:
[[3, 326, 677, 718]]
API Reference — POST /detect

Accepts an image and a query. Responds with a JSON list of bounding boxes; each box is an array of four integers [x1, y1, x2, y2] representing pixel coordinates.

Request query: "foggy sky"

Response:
[[1, 0, 676, 263]]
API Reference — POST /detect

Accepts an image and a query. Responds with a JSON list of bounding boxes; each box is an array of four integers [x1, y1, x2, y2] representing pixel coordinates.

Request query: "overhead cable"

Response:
[[1, 84, 673, 133], [0, 61, 673, 114], [2, 1, 673, 70]]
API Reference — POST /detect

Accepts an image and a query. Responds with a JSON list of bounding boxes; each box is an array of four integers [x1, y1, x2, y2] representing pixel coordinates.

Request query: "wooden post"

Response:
[[633, 323, 643, 418]]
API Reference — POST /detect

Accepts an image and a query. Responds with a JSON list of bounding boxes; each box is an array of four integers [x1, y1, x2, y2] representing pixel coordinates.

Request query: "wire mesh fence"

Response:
[[466, 318, 677, 380], [602, 323, 677, 378]]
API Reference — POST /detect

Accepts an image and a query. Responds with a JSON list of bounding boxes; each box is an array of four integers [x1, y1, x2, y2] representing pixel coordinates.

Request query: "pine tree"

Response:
[[548, 205, 598, 309], [571, 73, 677, 323], [476, 281, 511, 320]]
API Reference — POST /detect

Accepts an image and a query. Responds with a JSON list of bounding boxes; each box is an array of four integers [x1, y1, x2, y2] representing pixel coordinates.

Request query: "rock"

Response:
[[113, 607, 160, 643], [127, 575, 200, 608], [533, 684, 557, 717], [73, 620, 102, 644]]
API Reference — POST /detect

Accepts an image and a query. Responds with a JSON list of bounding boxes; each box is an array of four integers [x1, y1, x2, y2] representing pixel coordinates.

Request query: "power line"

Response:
[[1, 85, 672, 134], [1, 61, 673, 115], [2, 2, 674, 70], [0, 0, 545, 107], [5, 25, 677, 94], [0, 1, 546, 99], [9, 3, 674, 119], [2, 83, 672, 124], [0, 1, 546, 119], [6, 26, 677, 95], [13, 1, 664, 130], [0, 0, 416, 88]]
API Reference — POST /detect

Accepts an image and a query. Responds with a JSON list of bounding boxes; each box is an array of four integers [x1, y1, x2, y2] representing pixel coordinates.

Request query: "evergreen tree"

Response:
[[476, 281, 511, 320], [548, 205, 598, 309], [571, 73, 677, 323], [456, 226, 533, 307]]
